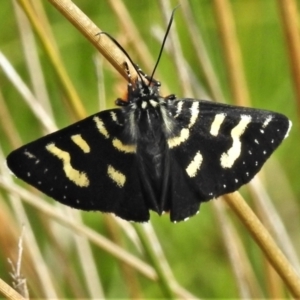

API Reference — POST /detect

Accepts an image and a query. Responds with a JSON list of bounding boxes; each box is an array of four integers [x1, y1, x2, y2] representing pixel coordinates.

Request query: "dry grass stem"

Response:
[[224, 192, 300, 298], [213, 0, 250, 107]]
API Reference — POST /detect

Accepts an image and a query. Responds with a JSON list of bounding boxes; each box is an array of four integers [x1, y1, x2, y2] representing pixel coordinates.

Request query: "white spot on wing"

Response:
[[220, 115, 252, 168], [24, 151, 36, 159], [186, 151, 203, 177], [263, 115, 272, 128], [210, 113, 226, 136], [284, 120, 292, 138]]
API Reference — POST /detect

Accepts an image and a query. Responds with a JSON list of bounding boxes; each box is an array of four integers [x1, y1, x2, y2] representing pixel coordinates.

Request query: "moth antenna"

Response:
[[96, 32, 147, 88], [148, 5, 180, 85]]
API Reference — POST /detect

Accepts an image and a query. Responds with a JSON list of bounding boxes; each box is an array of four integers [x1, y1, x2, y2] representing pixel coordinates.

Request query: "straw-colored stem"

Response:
[[277, 0, 300, 120], [108, 0, 155, 73], [16, 0, 86, 119], [180, 0, 226, 103], [134, 223, 176, 299], [223, 192, 300, 298], [213, 0, 250, 107], [47, 0, 138, 83], [0, 178, 194, 299], [213, 201, 262, 298], [0, 278, 26, 300]]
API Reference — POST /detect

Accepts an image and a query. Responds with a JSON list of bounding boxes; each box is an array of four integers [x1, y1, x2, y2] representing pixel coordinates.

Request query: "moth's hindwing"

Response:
[[6, 109, 150, 222], [166, 99, 291, 221]]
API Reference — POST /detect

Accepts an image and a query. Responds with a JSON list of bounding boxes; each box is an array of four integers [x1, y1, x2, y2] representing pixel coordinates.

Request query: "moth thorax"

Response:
[[160, 105, 175, 136], [126, 109, 139, 142]]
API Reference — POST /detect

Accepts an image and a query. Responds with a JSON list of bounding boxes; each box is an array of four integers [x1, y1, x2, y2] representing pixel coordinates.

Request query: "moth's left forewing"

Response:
[[167, 99, 291, 221], [6, 109, 150, 222]]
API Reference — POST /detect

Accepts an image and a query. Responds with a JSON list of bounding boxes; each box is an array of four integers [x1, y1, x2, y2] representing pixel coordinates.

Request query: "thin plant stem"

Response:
[[0, 178, 195, 299], [0, 278, 26, 300], [180, 0, 226, 103], [16, 0, 87, 120], [47, 0, 139, 83], [277, 0, 300, 121], [223, 192, 300, 298], [213, 0, 251, 107], [134, 223, 176, 299]]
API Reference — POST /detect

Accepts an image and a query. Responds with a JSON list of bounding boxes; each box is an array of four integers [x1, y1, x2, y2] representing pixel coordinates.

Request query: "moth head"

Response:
[[129, 78, 160, 101]]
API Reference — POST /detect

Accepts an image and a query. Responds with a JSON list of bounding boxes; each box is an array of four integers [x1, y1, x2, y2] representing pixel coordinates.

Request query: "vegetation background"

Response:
[[0, 0, 299, 298]]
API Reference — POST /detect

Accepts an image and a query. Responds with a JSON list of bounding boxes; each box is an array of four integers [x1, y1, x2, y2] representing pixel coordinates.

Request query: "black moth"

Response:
[[6, 68, 291, 222], [6, 20, 291, 223]]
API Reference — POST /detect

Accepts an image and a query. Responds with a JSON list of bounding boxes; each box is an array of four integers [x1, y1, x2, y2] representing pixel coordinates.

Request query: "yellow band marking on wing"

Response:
[[174, 101, 184, 118], [220, 115, 252, 168], [107, 165, 126, 187], [168, 128, 190, 148], [71, 134, 90, 153], [186, 151, 203, 177], [110, 111, 118, 123], [188, 101, 199, 128], [210, 113, 226, 136], [93, 116, 109, 138], [112, 138, 136, 153], [46, 143, 89, 187]]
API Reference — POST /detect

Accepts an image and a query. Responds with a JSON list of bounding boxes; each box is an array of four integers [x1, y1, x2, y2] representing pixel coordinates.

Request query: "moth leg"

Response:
[[114, 62, 134, 107], [115, 98, 128, 106], [164, 94, 176, 101]]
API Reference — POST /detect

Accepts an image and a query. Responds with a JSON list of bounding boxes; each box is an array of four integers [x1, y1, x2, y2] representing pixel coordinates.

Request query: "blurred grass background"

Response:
[[0, 0, 299, 298]]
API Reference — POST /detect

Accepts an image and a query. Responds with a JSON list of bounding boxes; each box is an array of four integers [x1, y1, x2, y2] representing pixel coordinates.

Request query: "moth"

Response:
[[6, 61, 291, 222], [6, 17, 292, 222]]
